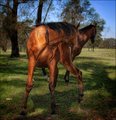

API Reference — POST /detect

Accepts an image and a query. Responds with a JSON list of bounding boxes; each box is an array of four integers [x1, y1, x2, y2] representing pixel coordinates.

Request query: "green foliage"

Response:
[[18, 20, 33, 51], [61, 0, 84, 24], [99, 38, 116, 48], [0, 13, 8, 51], [0, 0, 34, 53], [61, 0, 103, 24], [61, 0, 106, 43], [0, 49, 116, 119]]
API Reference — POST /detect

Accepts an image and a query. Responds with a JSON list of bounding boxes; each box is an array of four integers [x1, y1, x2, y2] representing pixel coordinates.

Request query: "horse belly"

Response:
[[36, 47, 53, 67]]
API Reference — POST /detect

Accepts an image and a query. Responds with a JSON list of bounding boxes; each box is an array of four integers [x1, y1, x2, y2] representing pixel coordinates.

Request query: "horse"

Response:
[[63, 24, 97, 83], [20, 22, 84, 115], [41, 24, 97, 83]]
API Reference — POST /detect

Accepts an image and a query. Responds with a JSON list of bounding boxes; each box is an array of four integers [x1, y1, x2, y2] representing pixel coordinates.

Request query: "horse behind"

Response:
[[64, 24, 97, 83], [21, 22, 84, 115], [41, 24, 97, 82]]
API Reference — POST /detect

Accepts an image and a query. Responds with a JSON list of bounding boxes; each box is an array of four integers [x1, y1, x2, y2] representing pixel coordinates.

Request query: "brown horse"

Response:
[[64, 24, 97, 83], [41, 24, 97, 83], [20, 22, 84, 115]]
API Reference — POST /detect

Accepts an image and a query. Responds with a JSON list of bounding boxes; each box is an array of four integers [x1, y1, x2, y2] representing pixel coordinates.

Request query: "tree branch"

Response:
[[18, 0, 32, 4], [43, 0, 53, 23], [0, 3, 13, 11]]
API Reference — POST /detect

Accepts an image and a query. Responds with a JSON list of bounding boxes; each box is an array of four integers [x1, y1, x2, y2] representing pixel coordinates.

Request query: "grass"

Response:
[[0, 48, 116, 120]]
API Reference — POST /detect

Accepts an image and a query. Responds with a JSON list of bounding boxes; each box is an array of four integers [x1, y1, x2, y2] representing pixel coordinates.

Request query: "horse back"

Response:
[[26, 22, 77, 60], [34, 22, 77, 44]]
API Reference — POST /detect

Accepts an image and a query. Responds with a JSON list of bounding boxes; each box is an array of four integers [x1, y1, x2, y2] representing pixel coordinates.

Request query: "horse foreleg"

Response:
[[64, 70, 70, 84], [48, 59, 58, 114], [64, 62, 84, 103], [75, 68, 84, 102], [60, 43, 84, 103], [63, 50, 77, 84], [20, 56, 35, 115]]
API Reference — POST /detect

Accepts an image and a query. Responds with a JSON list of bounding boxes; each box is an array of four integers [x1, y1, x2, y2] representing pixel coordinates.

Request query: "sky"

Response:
[[90, 0, 116, 38], [48, 0, 116, 38], [17, 0, 116, 38]]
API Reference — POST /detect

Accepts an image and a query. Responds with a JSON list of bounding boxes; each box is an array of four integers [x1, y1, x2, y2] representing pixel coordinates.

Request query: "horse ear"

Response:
[[76, 22, 80, 29]]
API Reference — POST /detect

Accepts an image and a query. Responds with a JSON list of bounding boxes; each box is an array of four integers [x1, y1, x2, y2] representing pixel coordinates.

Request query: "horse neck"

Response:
[[79, 28, 93, 47]]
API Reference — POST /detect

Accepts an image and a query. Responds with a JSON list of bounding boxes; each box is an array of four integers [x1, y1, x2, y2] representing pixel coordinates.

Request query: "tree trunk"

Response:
[[43, 0, 53, 22], [10, 0, 20, 57], [36, 0, 43, 26], [10, 30, 20, 57]]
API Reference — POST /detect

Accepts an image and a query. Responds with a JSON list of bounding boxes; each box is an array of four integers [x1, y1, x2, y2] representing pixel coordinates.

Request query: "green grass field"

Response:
[[0, 48, 116, 120]]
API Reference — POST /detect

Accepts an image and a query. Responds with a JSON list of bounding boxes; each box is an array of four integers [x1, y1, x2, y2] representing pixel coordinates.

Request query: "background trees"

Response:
[[0, 0, 115, 56], [99, 38, 116, 48], [1, 0, 21, 57], [61, 0, 106, 49], [0, 0, 34, 57]]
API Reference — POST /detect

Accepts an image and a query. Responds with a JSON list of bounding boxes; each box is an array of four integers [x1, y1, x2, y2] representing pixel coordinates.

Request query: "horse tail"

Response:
[[45, 27, 49, 45], [45, 26, 58, 62], [45, 27, 55, 62]]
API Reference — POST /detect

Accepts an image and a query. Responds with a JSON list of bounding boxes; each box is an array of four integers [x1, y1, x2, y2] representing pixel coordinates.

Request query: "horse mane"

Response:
[[37, 22, 76, 35], [79, 24, 95, 33]]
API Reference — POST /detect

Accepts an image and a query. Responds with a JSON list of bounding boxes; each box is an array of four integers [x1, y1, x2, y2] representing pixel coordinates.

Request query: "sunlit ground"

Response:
[[0, 48, 116, 120]]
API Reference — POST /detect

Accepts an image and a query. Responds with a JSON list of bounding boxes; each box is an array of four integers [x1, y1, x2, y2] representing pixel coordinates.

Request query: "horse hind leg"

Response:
[[64, 70, 70, 84], [48, 59, 58, 114], [20, 56, 36, 116]]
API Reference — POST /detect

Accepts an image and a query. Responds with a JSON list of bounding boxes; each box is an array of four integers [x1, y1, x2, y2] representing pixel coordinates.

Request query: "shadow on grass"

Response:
[[0, 54, 27, 75], [0, 54, 116, 120], [13, 89, 87, 120], [0, 54, 46, 77], [77, 61, 116, 96], [59, 56, 116, 96], [15, 58, 116, 120]]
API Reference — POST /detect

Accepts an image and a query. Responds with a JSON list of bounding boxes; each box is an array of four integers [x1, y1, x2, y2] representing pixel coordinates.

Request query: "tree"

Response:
[[35, 0, 53, 76], [61, 0, 92, 25], [36, 0, 53, 25], [18, 19, 32, 51], [0, 0, 32, 57], [36, 0, 44, 26], [1, 0, 20, 57], [99, 38, 116, 48], [61, 0, 106, 49], [0, 12, 8, 52]]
